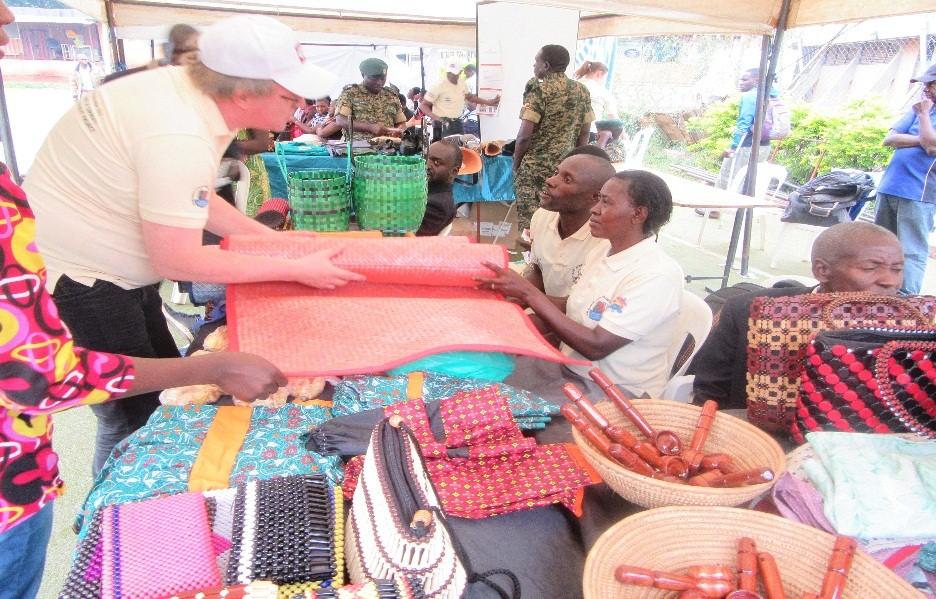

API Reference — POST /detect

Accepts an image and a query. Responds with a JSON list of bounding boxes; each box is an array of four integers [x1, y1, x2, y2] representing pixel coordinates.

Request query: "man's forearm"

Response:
[[335, 115, 382, 135], [883, 132, 920, 148], [206, 194, 275, 237], [156, 243, 298, 284]]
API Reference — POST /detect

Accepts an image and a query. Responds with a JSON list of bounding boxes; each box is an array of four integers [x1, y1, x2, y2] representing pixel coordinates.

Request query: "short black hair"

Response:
[[612, 170, 673, 235], [540, 45, 570, 72], [316, 95, 331, 103], [434, 140, 463, 171], [563, 144, 611, 161]]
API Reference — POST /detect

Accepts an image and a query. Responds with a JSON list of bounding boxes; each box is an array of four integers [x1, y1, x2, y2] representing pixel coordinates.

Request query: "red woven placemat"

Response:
[[224, 234, 580, 376]]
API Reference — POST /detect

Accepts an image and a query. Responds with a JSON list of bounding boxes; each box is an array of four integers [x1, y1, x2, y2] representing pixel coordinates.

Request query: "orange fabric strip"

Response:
[[188, 406, 253, 492], [406, 371, 425, 400]]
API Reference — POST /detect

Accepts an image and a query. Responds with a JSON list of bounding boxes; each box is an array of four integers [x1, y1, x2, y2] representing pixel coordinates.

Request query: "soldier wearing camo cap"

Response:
[[513, 44, 594, 234], [334, 57, 407, 141]]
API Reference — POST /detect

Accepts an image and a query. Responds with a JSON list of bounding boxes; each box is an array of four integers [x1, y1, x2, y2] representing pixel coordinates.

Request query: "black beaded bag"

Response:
[[793, 326, 936, 442]]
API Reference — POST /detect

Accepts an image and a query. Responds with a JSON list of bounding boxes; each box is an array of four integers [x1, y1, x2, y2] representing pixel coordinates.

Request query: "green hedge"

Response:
[[686, 97, 897, 185]]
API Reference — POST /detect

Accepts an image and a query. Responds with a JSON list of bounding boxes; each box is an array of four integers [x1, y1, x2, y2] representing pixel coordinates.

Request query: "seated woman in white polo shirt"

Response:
[[479, 170, 684, 397]]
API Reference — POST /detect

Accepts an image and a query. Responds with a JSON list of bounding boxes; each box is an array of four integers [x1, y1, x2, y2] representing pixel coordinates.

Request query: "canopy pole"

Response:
[[738, 0, 792, 276], [0, 66, 21, 184], [104, 0, 126, 70], [419, 47, 426, 92]]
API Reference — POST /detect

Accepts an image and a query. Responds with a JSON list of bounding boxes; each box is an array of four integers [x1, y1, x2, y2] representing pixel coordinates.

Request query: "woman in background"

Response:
[[575, 61, 618, 137]]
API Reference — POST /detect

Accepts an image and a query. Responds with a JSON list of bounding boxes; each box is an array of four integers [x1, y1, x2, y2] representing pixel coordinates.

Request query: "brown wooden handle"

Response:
[[737, 537, 758, 592], [614, 565, 696, 591], [561, 403, 612, 453], [757, 552, 787, 599], [690, 468, 774, 487], [563, 384, 612, 430], [589, 368, 657, 439], [689, 400, 719, 452], [818, 536, 856, 599]]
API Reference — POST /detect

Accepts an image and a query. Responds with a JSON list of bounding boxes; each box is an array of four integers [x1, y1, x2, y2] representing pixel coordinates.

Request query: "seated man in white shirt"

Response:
[[526, 153, 616, 299]]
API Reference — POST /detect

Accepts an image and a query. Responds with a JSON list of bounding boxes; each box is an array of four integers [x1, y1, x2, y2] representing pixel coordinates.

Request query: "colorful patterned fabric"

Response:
[[745, 292, 936, 432], [331, 373, 557, 430], [0, 164, 135, 534], [75, 405, 341, 538], [343, 387, 600, 519]]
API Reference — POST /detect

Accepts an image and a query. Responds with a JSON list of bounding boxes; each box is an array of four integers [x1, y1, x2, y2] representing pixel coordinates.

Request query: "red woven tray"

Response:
[[224, 234, 581, 376]]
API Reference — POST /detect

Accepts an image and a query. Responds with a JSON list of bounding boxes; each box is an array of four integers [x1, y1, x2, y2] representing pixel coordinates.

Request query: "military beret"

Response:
[[360, 58, 388, 77]]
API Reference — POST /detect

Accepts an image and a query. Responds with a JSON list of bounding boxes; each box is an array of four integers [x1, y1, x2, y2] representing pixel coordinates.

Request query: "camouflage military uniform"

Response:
[[334, 83, 406, 142], [514, 73, 594, 231]]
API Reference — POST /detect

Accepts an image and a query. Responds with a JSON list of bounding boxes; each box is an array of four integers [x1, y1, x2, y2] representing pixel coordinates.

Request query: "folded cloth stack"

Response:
[[331, 373, 557, 429], [342, 387, 600, 519], [802, 432, 936, 540]]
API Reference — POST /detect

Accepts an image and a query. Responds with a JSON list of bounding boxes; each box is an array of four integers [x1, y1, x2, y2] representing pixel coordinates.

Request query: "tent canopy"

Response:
[[63, 0, 936, 47]]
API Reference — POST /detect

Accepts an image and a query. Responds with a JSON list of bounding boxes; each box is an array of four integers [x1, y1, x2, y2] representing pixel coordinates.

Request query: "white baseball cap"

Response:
[[445, 62, 462, 75], [198, 15, 336, 100]]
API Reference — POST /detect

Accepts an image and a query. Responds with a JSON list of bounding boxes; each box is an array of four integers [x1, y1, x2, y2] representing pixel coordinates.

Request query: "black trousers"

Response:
[[432, 117, 464, 141], [52, 277, 180, 475]]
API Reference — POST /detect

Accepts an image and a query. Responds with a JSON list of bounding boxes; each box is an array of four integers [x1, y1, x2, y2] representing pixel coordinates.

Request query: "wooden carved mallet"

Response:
[[589, 368, 682, 455]]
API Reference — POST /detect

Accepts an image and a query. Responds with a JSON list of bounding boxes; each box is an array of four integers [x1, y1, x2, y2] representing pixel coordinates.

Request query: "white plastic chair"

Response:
[[769, 221, 824, 269], [624, 127, 655, 167], [696, 162, 787, 251], [661, 291, 713, 402], [216, 159, 251, 214]]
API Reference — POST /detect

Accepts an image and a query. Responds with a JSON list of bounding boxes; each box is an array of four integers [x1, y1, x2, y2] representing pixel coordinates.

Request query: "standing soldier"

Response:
[[512, 44, 593, 235], [333, 58, 406, 141]]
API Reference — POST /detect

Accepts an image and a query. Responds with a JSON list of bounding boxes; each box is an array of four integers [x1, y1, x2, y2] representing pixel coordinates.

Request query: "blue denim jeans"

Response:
[[874, 193, 936, 294], [51, 277, 180, 475], [0, 503, 54, 599]]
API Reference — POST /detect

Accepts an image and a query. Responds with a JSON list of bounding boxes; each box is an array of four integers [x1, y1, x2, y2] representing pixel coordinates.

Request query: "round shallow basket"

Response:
[[288, 169, 350, 232], [583, 506, 923, 599], [352, 155, 427, 235], [571, 399, 785, 508]]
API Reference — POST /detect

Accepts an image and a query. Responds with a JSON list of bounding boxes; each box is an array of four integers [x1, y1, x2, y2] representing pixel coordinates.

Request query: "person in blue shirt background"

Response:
[[874, 63, 936, 295], [718, 68, 773, 189]]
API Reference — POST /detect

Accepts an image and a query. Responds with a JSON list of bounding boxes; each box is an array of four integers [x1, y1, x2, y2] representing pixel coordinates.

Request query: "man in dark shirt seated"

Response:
[[417, 140, 462, 236], [688, 222, 905, 410]]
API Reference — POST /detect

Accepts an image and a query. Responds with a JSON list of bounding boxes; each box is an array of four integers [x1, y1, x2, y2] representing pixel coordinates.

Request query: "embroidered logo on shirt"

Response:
[[587, 296, 626, 322], [192, 186, 210, 208]]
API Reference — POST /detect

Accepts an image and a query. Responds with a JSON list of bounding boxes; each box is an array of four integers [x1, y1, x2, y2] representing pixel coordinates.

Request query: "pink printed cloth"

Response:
[[343, 387, 600, 518], [100, 492, 221, 599]]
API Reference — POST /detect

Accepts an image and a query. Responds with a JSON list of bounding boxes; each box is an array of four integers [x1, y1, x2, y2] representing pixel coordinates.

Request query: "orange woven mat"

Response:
[[224, 234, 581, 376]]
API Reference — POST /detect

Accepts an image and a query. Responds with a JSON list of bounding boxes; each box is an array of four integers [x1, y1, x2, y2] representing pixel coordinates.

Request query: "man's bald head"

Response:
[[811, 222, 899, 263], [540, 153, 616, 214], [811, 222, 904, 295]]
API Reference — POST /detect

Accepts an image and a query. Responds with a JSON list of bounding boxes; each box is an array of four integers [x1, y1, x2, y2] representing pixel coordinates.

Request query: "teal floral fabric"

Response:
[[75, 404, 340, 537], [332, 373, 557, 429]]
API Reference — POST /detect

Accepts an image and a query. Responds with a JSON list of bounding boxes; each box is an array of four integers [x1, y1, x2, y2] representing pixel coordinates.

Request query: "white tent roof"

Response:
[[64, 0, 936, 47]]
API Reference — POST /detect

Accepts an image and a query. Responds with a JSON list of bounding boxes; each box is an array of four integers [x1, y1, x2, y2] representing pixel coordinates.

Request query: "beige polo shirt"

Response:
[[562, 237, 684, 398], [424, 77, 469, 119], [24, 66, 235, 290], [529, 208, 609, 297]]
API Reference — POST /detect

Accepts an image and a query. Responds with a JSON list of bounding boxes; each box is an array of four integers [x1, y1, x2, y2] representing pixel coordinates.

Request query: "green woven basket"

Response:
[[352, 155, 427, 234], [288, 169, 350, 232]]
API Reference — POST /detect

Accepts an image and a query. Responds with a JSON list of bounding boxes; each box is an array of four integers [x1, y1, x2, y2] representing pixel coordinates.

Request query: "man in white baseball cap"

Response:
[[23, 15, 363, 474], [420, 60, 499, 139]]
